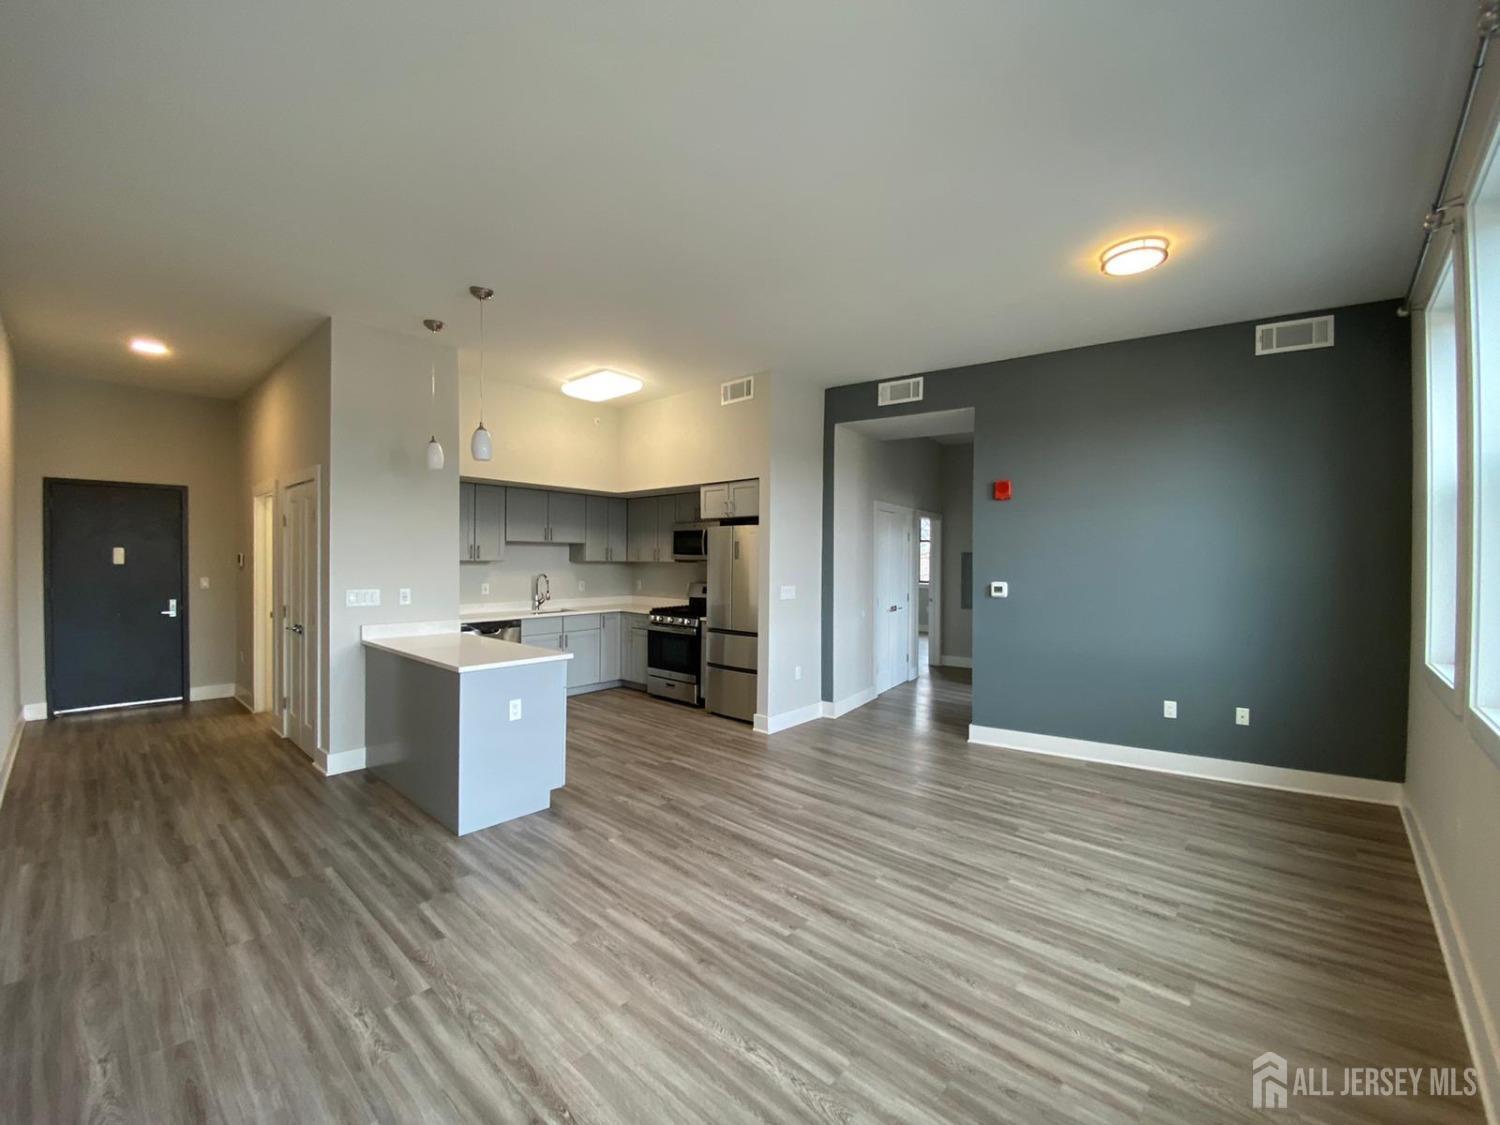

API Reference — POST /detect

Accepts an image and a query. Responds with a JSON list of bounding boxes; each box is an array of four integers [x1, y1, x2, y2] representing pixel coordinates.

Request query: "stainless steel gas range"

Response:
[[646, 581, 706, 706]]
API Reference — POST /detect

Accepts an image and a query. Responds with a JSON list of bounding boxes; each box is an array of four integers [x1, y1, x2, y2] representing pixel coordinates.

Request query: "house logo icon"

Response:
[[1252, 1052, 1288, 1110]]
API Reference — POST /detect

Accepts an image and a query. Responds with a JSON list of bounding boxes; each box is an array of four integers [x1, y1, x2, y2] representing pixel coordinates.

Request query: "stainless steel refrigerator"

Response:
[[705, 524, 759, 721]]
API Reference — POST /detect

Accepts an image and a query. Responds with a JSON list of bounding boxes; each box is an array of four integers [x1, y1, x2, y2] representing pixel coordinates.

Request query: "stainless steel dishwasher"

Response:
[[460, 619, 523, 643]]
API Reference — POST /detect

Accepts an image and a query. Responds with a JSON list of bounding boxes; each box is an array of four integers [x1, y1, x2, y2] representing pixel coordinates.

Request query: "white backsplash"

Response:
[[459, 543, 705, 605]]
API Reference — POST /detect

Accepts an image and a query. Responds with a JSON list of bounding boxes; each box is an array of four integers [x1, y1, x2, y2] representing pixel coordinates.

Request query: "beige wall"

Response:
[[15, 371, 239, 707], [939, 443, 973, 662], [327, 320, 458, 755], [236, 321, 332, 740], [764, 375, 823, 721], [0, 315, 19, 737], [617, 378, 769, 492], [460, 379, 621, 491]]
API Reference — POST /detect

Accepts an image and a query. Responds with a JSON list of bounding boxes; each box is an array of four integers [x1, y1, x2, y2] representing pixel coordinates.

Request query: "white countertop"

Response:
[[459, 597, 661, 623], [362, 632, 573, 674]]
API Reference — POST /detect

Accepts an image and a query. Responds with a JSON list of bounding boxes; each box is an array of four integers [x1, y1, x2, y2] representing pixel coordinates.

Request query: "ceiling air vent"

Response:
[[721, 376, 754, 405], [1255, 315, 1334, 356], [877, 376, 924, 407]]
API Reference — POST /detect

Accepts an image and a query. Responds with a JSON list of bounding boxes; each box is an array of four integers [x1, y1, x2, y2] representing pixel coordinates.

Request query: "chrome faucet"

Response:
[[533, 573, 551, 611]]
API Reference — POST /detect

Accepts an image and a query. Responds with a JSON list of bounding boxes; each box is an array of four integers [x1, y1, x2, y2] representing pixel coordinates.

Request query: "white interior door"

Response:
[[253, 492, 275, 712], [283, 477, 320, 755], [874, 505, 913, 694]]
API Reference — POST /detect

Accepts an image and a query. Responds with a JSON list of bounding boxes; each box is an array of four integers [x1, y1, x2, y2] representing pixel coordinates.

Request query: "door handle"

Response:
[[288, 623, 305, 635], [888, 605, 899, 612], [161, 598, 178, 618]]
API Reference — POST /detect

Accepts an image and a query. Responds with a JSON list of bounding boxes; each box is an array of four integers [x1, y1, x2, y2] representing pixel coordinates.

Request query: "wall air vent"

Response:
[[877, 376, 924, 407], [721, 376, 754, 405], [1255, 315, 1334, 356]]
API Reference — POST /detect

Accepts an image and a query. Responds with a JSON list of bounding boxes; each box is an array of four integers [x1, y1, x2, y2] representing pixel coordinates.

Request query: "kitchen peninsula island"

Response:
[[361, 629, 571, 835]]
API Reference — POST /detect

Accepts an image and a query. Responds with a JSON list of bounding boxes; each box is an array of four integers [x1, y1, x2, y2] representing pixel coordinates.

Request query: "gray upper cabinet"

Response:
[[627, 496, 657, 562], [577, 496, 629, 563], [506, 488, 586, 544], [506, 487, 550, 543], [701, 479, 759, 520], [728, 479, 759, 518], [674, 491, 700, 524], [460, 482, 506, 562], [548, 492, 587, 544], [655, 496, 678, 562], [699, 483, 730, 520]]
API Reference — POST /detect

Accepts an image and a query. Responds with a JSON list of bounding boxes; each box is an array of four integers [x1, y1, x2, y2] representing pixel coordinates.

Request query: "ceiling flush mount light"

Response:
[[423, 318, 445, 471], [469, 286, 494, 462], [129, 337, 170, 357], [1100, 236, 1170, 277], [561, 368, 643, 402]]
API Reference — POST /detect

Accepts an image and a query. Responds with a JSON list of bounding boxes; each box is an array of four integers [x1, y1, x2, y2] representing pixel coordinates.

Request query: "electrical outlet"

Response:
[[636, 579, 643, 591], [1163, 700, 1177, 719], [399, 588, 412, 606], [199, 576, 210, 589], [781, 585, 796, 600], [1235, 707, 1250, 726], [509, 699, 522, 722], [794, 665, 802, 681], [480, 582, 490, 596], [578, 579, 586, 593]]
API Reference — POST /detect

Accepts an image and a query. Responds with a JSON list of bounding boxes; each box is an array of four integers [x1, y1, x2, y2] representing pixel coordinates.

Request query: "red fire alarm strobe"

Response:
[[993, 480, 1012, 501]]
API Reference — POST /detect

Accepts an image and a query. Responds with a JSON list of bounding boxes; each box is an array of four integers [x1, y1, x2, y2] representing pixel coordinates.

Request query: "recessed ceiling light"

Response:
[[561, 369, 643, 402], [129, 337, 171, 357], [1100, 236, 1169, 277]]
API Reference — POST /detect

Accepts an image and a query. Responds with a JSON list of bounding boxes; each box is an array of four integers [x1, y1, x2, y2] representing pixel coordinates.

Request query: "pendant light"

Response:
[[469, 285, 494, 461], [422, 318, 445, 470]]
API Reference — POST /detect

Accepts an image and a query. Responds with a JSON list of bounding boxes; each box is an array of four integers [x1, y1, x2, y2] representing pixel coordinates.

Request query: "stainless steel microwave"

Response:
[[671, 526, 709, 561]]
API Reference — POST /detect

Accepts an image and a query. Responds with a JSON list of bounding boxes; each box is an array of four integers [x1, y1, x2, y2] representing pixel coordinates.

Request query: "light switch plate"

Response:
[[399, 588, 411, 606], [1163, 700, 1177, 719], [481, 582, 490, 596], [112, 547, 125, 566], [780, 585, 796, 600], [1235, 707, 1250, 726], [508, 699, 522, 722], [989, 580, 1008, 598], [199, 576, 210, 589], [345, 589, 381, 608]]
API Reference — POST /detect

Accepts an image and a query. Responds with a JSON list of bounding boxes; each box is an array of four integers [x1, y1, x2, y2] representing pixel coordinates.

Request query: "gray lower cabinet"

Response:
[[600, 613, 621, 681], [521, 614, 610, 690], [565, 628, 601, 688], [622, 615, 648, 687], [460, 482, 506, 562]]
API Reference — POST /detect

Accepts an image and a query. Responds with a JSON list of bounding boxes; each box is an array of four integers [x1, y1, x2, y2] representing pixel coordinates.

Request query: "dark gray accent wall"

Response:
[[822, 300, 1411, 781]]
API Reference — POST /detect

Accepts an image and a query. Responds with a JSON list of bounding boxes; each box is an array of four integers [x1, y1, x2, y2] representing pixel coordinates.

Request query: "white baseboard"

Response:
[[821, 686, 878, 719], [0, 712, 24, 811], [188, 683, 238, 702], [940, 655, 972, 668], [754, 701, 823, 734], [317, 746, 366, 776], [233, 687, 254, 712], [967, 724, 1403, 805], [1402, 803, 1499, 1124], [21, 702, 45, 721]]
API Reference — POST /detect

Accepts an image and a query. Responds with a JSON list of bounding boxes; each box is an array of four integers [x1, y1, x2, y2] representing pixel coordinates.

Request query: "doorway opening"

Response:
[[252, 489, 276, 713], [829, 408, 974, 731], [43, 478, 189, 716]]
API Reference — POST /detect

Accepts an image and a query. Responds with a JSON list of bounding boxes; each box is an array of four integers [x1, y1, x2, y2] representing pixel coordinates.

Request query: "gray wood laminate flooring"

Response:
[[0, 668, 1483, 1123]]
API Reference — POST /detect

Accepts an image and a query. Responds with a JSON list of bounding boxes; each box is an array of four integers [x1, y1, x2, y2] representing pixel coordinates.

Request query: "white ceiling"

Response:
[[845, 407, 974, 442], [0, 0, 1475, 401]]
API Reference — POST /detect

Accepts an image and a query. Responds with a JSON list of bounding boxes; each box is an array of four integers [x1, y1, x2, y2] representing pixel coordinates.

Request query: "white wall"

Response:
[[15, 371, 240, 707], [328, 320, 459, 756], [764, 375, 824, 722], [460, 379, 621, 492], [237, 321, 333, 741], [939, 442, 973, 661], [830, 428, 942, 703], [0, 315, 19, 744], [460, 549, 703, 606]]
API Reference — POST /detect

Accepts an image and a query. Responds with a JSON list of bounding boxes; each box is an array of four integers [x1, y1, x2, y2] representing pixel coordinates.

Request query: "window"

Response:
[[1471, 158, 1500, 743], [1424, 254, 1460, 687], [918, 517, 932, 584]]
